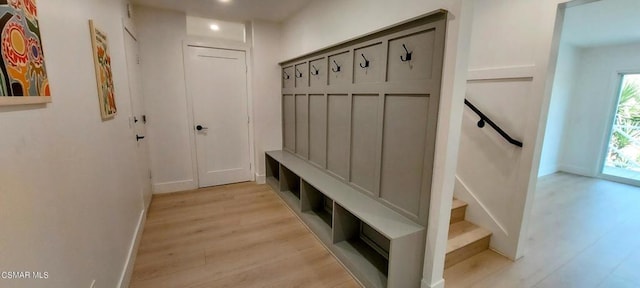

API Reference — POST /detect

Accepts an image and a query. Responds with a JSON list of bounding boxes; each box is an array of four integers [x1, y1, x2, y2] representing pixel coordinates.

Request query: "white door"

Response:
[[185, 46, 252, 187], [124, 29, 152, 208]]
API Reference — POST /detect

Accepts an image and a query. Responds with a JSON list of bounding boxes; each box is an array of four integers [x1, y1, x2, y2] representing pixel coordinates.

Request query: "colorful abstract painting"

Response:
[[0, 0, 51, 106], [89, 20, 116, 120]]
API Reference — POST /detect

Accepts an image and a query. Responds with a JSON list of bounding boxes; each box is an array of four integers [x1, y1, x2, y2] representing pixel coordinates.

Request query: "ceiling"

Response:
[[132, 0, 313, 23], [562, 0, 640, 47]]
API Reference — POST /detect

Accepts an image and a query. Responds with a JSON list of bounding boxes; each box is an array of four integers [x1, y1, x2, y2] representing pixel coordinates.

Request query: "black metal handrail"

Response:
[[464, 99, 523, 147]]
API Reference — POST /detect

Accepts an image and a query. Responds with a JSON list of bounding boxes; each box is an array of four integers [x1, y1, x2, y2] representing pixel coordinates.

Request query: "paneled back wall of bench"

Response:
[[272, 10, 448, 288], [280, 12, 447, 226]]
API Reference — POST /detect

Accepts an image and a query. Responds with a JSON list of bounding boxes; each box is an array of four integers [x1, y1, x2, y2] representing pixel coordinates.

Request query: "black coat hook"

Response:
[[283, 71, 290, 79], [311, 65, 319, 76], [400, 44, 412, 62], [295, 68, 303, 78], [331, 60, 341, 72], [359, 54, 370, 68]]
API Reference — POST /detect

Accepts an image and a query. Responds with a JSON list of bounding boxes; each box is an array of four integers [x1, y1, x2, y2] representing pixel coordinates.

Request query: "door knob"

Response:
[[136, 135, 145, 141], [196, 125, 208, 131]]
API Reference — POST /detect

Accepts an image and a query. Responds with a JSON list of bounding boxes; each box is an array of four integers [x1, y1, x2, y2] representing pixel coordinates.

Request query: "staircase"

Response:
[[445, 199, 492, 268]]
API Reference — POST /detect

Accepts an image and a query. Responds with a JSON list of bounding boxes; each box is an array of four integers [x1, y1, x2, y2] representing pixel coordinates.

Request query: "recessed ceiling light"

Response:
[[218, 0, 231, 3], [210, 24, 220, 31]]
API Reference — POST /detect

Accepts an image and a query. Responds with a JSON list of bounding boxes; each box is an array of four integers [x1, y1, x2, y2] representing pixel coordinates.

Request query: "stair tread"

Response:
[[447, 221, 492, 254], [451, 198, 468, 210]]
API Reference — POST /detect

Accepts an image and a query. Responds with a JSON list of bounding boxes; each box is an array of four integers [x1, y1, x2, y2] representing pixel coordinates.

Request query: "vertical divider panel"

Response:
[[350, 94, 380, 194], [381, 40, 390, 82], [325, 58, 330, 86], [300, 181, 315, 212], [283, 95, 296, 153], [323, 94, 329, 169], [346, 50, 355, 85], [333, 204, 359, 243], [295, 94, 309, 159], [309, 94, 327, 167], [346, 94, 353, 182], [327, 94, 350, 180], [374, 94, 386, 197]]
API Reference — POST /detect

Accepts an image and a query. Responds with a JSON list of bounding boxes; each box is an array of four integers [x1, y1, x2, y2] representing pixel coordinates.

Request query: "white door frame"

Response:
[[122, 23, 153, 210], [598, 69, 640, 187], [182, 38, 256, 188]]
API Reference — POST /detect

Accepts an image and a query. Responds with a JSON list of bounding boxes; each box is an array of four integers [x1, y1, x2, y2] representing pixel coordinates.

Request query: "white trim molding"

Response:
[[468, 64, 536, 81], [118, 209, 147, 288], [255, 173, 266, 184], [153, 179, 197, 194], [422, 278, 445, 288]]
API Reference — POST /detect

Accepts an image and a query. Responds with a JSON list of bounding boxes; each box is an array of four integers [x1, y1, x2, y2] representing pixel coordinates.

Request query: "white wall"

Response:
[[452, 0, 577, 262], [250, 20, 283, 182], [187, 16, 246, 43], [558, 42, 640, 176], [135, 6, 283, 192], [281, 1, 474, 287], [539, 44, 580, 176], [0, 0, 145, 287], [135, 6, 196, 193]]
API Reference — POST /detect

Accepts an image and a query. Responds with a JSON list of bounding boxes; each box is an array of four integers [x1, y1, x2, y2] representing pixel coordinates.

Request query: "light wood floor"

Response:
[[129, 182, 360, 288], [444, 172, 640, 288]]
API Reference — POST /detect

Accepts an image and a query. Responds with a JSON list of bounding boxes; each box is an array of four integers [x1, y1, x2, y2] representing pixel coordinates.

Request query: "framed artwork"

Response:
[[89, 19, 116, 120], [0, 0, 51, 106]]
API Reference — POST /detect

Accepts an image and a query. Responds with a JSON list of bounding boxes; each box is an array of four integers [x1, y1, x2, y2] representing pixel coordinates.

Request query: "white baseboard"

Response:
[[558, 164, 594, 177], [255, 173, 266, 184], [422, 278, 444, 288], [538, 165, 559, 177], [152, 179, 196, 194], [118, 208, 147, 288]]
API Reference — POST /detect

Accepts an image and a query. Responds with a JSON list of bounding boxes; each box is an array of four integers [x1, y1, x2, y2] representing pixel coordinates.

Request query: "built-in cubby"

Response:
[[265, 154, 280, 191], [266, 150, 426, 288], [301, 180, 333, 244], [279, 165, 301, 210], [274, 9, 446, 288], [280, 12, 447, 227], [334, 204, 389, 288]]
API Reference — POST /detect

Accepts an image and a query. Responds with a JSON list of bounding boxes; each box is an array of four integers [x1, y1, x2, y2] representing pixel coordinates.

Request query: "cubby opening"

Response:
[[301, 180, 333, 228], [265, 154, 280, 191], [360, 222, 390, 260], [279, 165, 301, 209], [334, 204, 389, 288], [300, 180, 333, 244]]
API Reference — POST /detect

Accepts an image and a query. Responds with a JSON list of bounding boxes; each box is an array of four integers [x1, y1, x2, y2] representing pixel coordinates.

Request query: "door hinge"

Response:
[[149, 170, 152, 179], [247, 116, 250, 124], [137, 55, 141, 64], [249, 163, 252, 169]]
